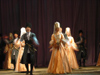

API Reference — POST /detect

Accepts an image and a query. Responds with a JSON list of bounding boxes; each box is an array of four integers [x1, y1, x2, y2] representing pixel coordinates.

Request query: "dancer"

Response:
[[15, 27, 26, 72], [20, 23, 39, 75], [65, 27, 79, 69], [48, 22, 72, 74], [11, 31, 20, 70], [97, 43, 100, 66], [15, 27, 35, 72], [76, 30, 87, 67], [97, 53, 100, 66], [3, 33, 14, 69]]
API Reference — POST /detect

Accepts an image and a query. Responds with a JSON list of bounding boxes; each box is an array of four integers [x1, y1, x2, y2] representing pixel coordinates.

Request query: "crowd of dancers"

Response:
[[0, 23, 39, 75], [48, 22, 100, 74], [0, 22, 100, 75]]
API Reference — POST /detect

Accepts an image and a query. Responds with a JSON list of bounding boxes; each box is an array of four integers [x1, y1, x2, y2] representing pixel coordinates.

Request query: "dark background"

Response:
[[0, 0, 100, 67]]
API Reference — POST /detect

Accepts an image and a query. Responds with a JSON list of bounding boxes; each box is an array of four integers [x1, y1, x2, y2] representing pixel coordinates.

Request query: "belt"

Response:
[[26, 43, 37, 52]]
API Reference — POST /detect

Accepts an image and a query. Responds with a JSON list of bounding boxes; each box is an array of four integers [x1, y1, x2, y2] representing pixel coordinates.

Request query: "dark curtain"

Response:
[[0, 0, 100, 67]]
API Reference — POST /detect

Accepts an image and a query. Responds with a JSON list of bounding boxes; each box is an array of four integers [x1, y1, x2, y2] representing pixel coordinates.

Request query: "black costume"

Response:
[[20, 23, 39, 75], [76, 36, 86, 67]]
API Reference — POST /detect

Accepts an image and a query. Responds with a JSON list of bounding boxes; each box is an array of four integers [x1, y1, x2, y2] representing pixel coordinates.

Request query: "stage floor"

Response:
[[0, 66, 100, 75]]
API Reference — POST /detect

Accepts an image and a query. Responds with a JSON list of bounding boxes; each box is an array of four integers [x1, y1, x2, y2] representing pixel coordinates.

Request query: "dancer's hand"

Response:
[[50, 48, 53, 52], [21, 40, 25, 47]]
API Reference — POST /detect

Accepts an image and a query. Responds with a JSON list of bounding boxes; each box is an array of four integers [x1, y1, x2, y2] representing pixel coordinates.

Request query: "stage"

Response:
[[0, 66, 100, 75]]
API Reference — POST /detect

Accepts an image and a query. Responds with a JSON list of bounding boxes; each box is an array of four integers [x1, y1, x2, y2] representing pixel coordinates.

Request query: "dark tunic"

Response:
[[76, 36, 87, 60], [20, 32, 39, 64]]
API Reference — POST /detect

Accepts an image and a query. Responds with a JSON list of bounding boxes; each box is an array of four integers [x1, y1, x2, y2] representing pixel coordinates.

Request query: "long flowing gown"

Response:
[[3, 43, 14, 69], [65, 36, 79, 69], [48, 33, 72, 74], [96, 53, 100, 66], [15, 40, 35, 72]]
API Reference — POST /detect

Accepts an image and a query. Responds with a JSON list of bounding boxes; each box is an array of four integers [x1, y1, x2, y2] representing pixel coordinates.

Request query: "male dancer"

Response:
[[20, 23, 39, 75], [76, 30, 87, 67], [11, 31, 19, 70]]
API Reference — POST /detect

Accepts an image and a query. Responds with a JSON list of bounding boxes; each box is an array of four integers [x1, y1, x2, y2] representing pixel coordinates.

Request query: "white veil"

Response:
[[65, 27, 71, 36], [20, 27, 26, 38], [53, 22, 60, 33]]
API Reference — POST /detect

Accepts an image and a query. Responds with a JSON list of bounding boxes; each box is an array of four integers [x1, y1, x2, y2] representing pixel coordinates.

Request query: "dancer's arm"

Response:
[[49, 34, 54, 48], [31, 33, 39, 47], [71, 37, 78, 51]]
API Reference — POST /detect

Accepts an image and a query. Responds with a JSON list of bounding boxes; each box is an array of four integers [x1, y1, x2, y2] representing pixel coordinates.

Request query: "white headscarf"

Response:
[[53, 22, 60, 33], [9, 33, 14, 40], [20, 27, 26, 38], [65, 27, 71, 36]]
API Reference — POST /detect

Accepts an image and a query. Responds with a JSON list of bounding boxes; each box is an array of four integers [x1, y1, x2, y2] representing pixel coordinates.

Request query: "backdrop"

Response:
[[0, 0, 100, 67]]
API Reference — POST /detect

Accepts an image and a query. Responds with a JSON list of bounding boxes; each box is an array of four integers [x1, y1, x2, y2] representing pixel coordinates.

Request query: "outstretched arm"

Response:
[[32, 34, 39, 47], [4, 39, 13, 44]]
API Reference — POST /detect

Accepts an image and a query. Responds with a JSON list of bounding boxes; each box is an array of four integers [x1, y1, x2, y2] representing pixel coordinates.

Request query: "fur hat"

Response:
[[25, 23, 32, 28]]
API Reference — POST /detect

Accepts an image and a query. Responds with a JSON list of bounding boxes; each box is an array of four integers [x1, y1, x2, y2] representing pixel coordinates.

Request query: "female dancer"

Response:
[[48, 22, 72, 74], [3, 33, 14, 69], [65, 27, 79, 69]]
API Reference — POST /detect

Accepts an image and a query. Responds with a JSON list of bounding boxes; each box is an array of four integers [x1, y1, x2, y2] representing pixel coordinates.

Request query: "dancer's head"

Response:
[[79, 30, 83, 37], [54, 22, 60, 33], [13, 31, 19, 38], [65, 27, 71, 36], [20, 27, 26, 37], [9, 33, 14, 40], [25, 23, 32, 32]]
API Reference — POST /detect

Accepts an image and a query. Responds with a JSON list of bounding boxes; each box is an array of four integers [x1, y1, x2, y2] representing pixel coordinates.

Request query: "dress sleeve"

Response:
[[71, 37, 78, 51], [4, 44, 9, 53], [49, 34, 54, 45], [61, 33, 67, 45], [61, 33, 64, 39], [49, 34, 55, 48]]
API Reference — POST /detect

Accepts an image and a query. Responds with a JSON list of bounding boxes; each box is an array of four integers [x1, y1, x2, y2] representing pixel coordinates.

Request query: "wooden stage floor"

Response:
[[0, 66, 100, 75]]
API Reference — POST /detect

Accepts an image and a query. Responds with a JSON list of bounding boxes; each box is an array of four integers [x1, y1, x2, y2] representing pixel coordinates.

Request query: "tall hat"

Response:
[[79, 30, 83, 34], [25, 23, 32, 28]]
